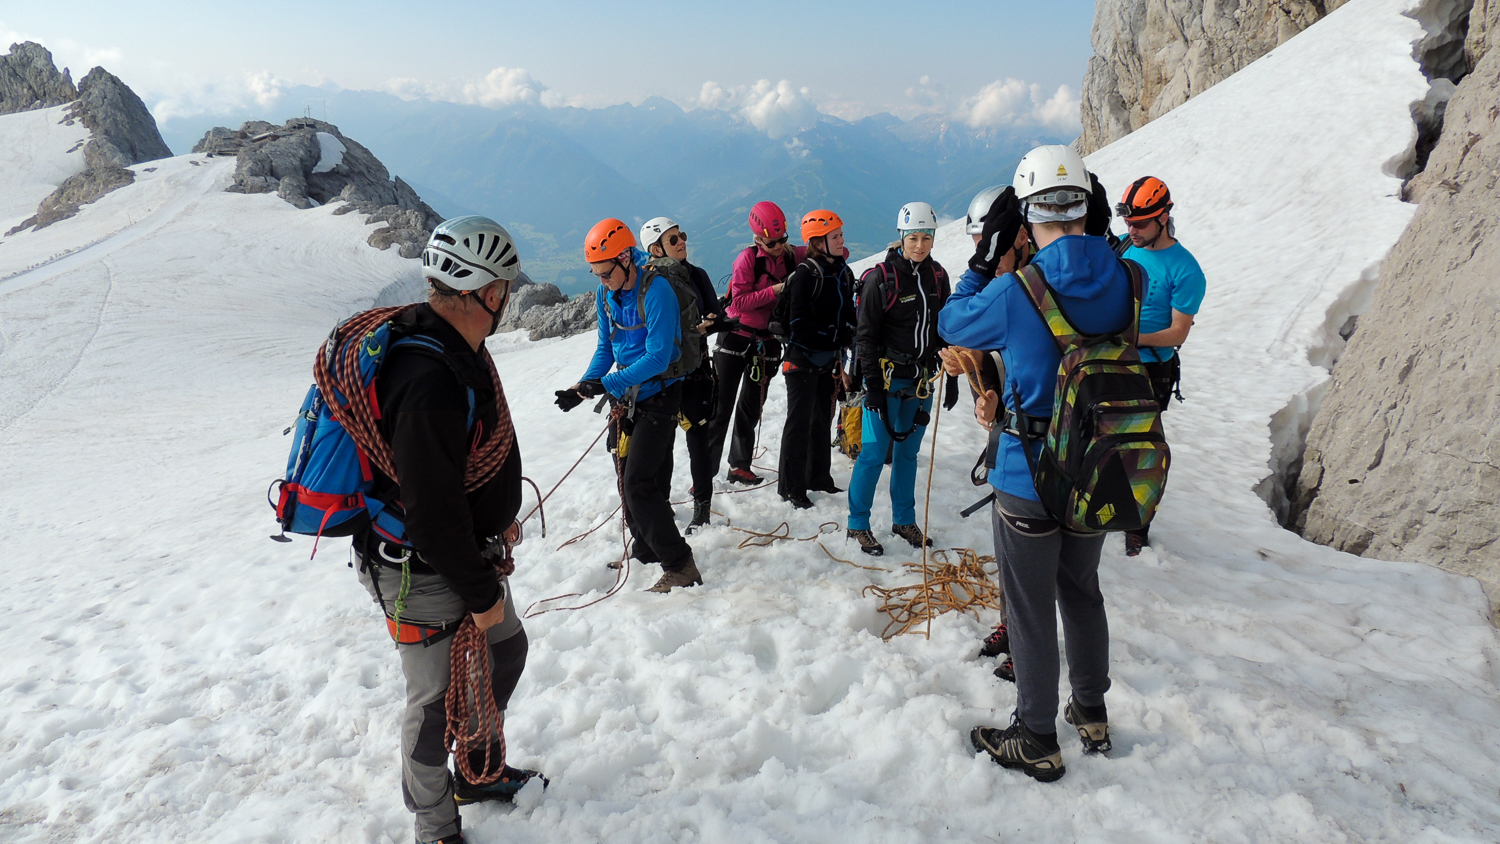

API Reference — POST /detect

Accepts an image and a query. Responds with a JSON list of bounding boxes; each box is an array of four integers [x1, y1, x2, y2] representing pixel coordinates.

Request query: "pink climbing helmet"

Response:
[[748, 201, 787, 240]]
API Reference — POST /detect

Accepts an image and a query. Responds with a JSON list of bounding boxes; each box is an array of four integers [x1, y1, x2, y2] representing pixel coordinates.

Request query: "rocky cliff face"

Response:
[[5, 45, 172, 233], [1293, 0, 1500, 620], [1078, 0, 1350, 154], [196, 119, 442, 258], [0, 42, 76, 114]]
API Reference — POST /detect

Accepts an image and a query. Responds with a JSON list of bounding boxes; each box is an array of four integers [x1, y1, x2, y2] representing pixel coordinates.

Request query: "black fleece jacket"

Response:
[[786, 253, 855, 358], [856, 249, 950, 388], [359, 305, 522, 614]]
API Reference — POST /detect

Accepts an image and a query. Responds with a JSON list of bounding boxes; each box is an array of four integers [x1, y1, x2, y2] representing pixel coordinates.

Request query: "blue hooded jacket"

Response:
[[581, 247, 683, 401], [937, 235, 1135, 501]]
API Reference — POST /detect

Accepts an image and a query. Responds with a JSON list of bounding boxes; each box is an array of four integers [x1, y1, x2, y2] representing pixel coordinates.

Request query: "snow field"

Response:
[[1, 0, 1498, 840], [0, 105, 88, 234]]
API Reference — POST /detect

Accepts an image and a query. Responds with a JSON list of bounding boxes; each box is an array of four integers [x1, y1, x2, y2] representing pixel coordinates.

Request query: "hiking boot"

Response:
[[686, 501, 711, 534], [419, 831, 465, 844], [453, 765, 549, 805], [781, 492, 814, 510], [979, 623, 1009, 657], [809, 479, 843, 494], [970, 713, 1065, 782], [847, 529, 884, 556], [892, 523, 933, 549], [1063, 697, 1112, 754], [647, 558, 703, 593], [994, 657, 1015, 683], [726, 467, 761, 486], [1124, 530, 1146, 557]]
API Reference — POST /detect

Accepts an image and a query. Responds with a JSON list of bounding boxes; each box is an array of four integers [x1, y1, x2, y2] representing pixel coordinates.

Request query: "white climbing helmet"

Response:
[[965, 185, 1006, 235], [1012, 144, 1092, 206], [421, 215, 521, 291], [897, 201, 938, 232], [638, 216, 679, 251]]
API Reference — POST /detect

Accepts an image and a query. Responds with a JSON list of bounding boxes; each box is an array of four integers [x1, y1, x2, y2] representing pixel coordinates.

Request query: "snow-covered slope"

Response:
[[0, 105, 89, 233], [1, 0, 1498, 842]]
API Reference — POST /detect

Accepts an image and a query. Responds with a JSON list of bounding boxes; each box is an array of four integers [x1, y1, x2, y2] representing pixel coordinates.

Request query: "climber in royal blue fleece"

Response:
[[941, 145, 1134, 783], [556, 218, 700, 594]]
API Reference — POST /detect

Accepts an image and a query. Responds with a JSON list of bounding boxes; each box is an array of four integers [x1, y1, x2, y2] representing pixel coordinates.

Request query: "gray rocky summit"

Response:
[[5, 46, 171, 234], [0, 42, 77, 115], [196, 119, 442, 258]]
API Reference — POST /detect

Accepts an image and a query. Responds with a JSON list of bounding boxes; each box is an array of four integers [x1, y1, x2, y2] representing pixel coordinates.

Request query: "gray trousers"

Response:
[[991, 491, 1111, 735], [359, 559, 526, 843]]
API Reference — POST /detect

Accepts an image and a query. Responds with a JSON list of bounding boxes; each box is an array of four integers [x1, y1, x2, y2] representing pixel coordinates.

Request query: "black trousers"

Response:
[[708, 332, 780, 473], [777, 361, 837, 497], [614, 382, 693, 571], [681, 366, 717, 506]]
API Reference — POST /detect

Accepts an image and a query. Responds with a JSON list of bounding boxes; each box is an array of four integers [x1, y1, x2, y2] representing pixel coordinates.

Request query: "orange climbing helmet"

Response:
[[584, 218, 636, 262], [800, 209, 843, 242], [1116, 176, 1172, 221]]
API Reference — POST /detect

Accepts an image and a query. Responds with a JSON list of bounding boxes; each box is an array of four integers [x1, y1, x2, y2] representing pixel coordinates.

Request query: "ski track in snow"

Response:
[[2, 0, 1499, 841]]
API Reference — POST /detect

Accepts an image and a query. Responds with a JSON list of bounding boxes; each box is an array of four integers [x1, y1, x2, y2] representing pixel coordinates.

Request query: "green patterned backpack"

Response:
[[1010, 260, 1170, 533]]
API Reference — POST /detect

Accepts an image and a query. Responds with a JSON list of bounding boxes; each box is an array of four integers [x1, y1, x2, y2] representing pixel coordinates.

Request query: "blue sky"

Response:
[[2, 1, 1096, 130]]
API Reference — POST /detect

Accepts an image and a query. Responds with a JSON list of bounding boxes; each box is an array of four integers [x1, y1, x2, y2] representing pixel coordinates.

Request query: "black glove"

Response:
[[968, 187, 1024, 278], [943, 374, 960, 411], [864, 382, 887, 415], [554, 389, 584, 412], [1085, 172, 1112, 237], [576, 378, 605, 398]]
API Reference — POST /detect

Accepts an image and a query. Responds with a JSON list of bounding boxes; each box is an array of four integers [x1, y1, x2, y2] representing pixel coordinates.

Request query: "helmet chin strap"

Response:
[[477, 283, 509, 336], [1137, 216, 1166, 249]]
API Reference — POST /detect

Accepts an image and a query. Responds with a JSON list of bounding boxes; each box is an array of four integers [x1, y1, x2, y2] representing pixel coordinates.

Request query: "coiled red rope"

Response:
[[445, 617, 506, 785]]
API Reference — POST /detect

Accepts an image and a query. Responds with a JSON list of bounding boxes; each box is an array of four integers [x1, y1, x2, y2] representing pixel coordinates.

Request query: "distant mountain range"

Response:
[[159, 87, 1072, 294]]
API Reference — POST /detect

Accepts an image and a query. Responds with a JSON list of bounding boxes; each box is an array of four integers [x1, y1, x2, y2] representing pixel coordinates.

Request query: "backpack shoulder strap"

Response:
[[878, 262, 899, 312], [1118, 258, 1144, 346], [1013, 264, 1081, 354], [388, 333, 477, 427]]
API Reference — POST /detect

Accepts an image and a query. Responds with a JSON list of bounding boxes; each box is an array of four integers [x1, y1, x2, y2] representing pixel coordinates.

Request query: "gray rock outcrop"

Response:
[[196, 118, 442, 258], [1078, 0, 1350, 155], [0, 42, 77, 114], [6, 49, 170, 233], [497, 281, 595, 341], [1293, 3, 1500, 620]]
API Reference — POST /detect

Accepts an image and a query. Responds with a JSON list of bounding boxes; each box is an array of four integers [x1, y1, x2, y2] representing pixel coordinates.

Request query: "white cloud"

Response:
[[958, 78, 1080, 133], [150, 71, 290, 125], [383, 66, 563, 109], [695, 78, 822, 139]]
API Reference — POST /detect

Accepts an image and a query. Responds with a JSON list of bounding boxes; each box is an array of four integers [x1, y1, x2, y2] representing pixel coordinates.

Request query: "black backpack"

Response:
[[599, 257, 702, 380]]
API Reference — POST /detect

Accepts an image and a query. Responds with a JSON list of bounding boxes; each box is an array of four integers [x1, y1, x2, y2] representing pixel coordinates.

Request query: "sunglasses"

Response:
[[758, 235, 789, 247], [1123, 216, 1162, 230], [591, 262, 619, 280], [666, 231, 687, 247]]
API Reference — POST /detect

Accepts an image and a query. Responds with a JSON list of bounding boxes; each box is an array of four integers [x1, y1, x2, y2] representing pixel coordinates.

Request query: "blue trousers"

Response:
[[847, 378, 931, 530]]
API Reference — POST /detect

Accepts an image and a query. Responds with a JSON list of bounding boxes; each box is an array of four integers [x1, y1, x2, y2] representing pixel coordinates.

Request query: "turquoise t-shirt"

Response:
[[1123, 242, 1206, 362]]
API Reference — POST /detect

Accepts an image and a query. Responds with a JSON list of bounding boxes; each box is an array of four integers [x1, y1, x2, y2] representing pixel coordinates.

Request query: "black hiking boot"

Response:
[[847, 528, 884, 556], [971, 713, 1065, 782], [647, 557, 703, 593], [1124, 530, 1146, 557], [809, 479, 842, 494], [453, 765, 549, 805], [1063, 696, 1112, 754], [892, 523, 933, 548], [418, 818, 466, 844], [781, 491, 814, 510], [726, 467, 761, 485], [979, 623, 1009, 658], [686, 501, 711, 534], [994, 657, 1015, 683]]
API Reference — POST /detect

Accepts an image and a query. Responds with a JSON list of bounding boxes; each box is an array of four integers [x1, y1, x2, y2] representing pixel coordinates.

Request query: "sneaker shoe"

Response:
[[647, 557, 703, 593], [726, 467, 761, 485], [1124, 531, 1146, 557], [453, 765, 549, 805], [686, 501, 711, 535], [979, 623, 1009, 658], [970, 713, 1065, 782], [891, 523, 933, 549], [1063, 696, 1112, 754], [994, 657, 1015, 683], [847, 528, 884, 556], [780, 492, 814, 510]]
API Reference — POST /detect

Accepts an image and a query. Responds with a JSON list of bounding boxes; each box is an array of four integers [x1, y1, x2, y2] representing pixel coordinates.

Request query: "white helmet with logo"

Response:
[[639, 216, 679, 251], [1012, 144, 1092, 207], [421, 215, 521, 291], [965, 185, 1006, 235], [897, 201, 938, 232]]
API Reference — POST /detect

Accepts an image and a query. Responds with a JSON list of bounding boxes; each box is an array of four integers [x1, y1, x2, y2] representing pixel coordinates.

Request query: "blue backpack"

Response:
[[270, 320, 473, 555]]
